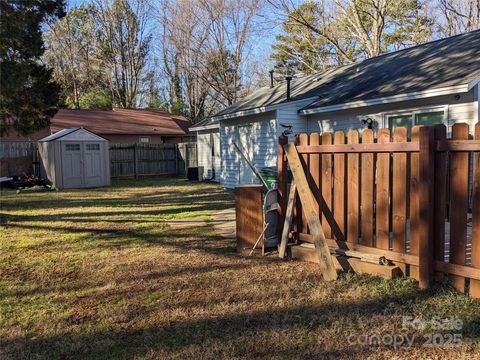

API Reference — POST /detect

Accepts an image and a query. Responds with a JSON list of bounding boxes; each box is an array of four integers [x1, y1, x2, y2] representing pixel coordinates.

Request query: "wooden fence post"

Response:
[[471, 122, 480, 298], [433, 124, 447, 280], [418, 126, 435, 289], [278, 135, 288, 242]]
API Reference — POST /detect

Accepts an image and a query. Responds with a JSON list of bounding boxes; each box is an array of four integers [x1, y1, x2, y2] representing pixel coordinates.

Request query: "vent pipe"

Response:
[[269, 70, 274, 88], [285, 75, 293, 100]]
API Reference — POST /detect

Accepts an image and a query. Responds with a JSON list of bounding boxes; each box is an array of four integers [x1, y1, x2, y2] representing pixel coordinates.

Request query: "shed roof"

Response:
[[213, 30, 480, 118], [51, 109, 190, 136], [39, 127, 108, 142]]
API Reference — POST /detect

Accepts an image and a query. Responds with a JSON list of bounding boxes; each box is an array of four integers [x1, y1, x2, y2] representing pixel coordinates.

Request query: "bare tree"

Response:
[[44, 5, 105, 108], [94, 0, 152, 108], [156, 0, 262, 122], [437, 0, 480, 35]]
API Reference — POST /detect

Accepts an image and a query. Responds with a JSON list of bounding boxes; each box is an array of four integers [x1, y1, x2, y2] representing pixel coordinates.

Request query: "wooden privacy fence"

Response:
[[109, 142, 197, 178], [0, 142, 37, 159], [0, 142, 40, 176], [278, 122, 480, 297]]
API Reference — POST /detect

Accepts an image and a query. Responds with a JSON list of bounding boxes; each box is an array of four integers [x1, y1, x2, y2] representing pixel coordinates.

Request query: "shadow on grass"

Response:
[[3, 285, 479, 359]]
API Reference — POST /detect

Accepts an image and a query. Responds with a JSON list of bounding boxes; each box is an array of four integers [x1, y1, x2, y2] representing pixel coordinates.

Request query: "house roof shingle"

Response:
[[51, 109, 190, 136], [214, 30, 480, 118]]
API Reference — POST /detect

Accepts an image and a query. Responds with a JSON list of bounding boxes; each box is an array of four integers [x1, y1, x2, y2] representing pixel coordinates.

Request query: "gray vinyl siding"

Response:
[[307, 88, 478, 135], [220, 111, 277, 189], [276, 98, 315, 139], [218, 98, 317, 189]]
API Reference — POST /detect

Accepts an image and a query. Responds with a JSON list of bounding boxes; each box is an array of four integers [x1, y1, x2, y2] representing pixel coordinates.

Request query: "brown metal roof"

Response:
[[51, 109, 190, 136]]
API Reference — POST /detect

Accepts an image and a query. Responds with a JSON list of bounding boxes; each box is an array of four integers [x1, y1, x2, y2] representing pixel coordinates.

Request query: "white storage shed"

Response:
[[38, 127, 111, 189]]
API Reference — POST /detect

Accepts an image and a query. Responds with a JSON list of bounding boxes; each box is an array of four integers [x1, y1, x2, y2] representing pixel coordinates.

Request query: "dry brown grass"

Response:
[[1, 178, 479, 359]]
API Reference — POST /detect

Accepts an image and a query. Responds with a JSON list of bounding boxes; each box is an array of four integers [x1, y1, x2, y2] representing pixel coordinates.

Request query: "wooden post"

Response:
[[278, 135, 288, 241], [433, 125, 447, 280], [418, 126, 435, 289], [471, 123, 480, 298], [133, 143, 138, 179], [279, 182, 297, 258]]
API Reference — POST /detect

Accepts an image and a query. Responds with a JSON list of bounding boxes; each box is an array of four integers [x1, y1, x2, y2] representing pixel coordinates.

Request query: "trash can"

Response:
[[260, 167, 278, 189]]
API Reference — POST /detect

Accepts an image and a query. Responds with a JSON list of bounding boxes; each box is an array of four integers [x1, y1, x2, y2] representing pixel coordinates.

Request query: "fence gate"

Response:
[[278, 123, 480, 297]]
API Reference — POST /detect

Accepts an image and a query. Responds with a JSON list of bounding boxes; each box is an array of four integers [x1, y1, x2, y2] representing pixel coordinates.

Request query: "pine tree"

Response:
[[0, 0, 65, 136]]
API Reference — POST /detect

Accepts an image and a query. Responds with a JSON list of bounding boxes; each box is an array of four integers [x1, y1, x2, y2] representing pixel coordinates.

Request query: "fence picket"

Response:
[[392, 127, 408, 274], [333, 131, 346, 241], [321, 133, 333, 238], [360, 129, 374, 246], [376, 128, 390, 250], [449, 123, 469, 293], [298, 134, 309, 234], [471, 123, 480, 298], [347, 130, 360, 243], [409, 126, 421, 280], [310, 133, 321, 224]]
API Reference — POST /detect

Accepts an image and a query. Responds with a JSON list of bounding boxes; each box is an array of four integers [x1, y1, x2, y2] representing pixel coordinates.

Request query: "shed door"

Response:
[[83, 143, 104, 187], [238, 125, 256, 184], [61, 142, 83, 188]]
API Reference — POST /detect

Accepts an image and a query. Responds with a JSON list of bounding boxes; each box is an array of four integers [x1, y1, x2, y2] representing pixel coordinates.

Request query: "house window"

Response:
[[387, 109, 445, 137], [139, 136, 150, 143]]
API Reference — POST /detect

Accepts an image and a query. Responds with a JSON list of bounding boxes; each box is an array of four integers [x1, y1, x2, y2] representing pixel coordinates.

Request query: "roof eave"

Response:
[[211, 96, 318, 121], [190, 123, 220, 131], [468, 75, 480, 91], [300, 84, 470, 115]]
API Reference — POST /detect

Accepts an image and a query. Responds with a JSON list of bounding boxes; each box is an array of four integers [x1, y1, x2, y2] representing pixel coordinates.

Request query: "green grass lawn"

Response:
[[1, 178, 479, 359]]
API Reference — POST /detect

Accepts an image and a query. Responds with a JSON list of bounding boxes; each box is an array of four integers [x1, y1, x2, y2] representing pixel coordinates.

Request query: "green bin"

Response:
[[260, 167, 278, 190]]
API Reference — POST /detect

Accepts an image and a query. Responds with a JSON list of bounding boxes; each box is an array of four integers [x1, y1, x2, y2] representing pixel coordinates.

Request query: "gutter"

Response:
[[300, 84, 470, 115]]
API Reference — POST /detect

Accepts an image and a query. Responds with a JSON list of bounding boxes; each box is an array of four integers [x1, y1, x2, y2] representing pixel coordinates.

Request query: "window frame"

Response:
[[383, 105, 449, 130]]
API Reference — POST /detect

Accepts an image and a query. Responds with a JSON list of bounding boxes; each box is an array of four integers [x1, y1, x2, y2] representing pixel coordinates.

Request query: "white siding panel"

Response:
[[218, 98, 317, 188], [307, 90, 478, 135], [276, 98, 316, 140], [220, 111, 277, 188]]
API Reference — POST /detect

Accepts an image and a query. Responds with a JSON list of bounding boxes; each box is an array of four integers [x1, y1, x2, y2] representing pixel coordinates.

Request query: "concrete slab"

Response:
[[211, 208, 236, 239], [166, 219, 208, 229]]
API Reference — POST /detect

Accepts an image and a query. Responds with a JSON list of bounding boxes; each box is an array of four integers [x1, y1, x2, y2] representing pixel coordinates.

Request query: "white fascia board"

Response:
[[300, 84, 470, 115], [189, 123, 220, 131], [212, 97, 318, 122], [468, 75, 480, 91]]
